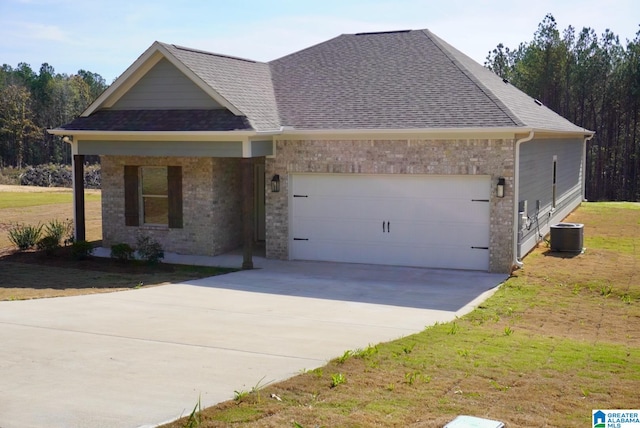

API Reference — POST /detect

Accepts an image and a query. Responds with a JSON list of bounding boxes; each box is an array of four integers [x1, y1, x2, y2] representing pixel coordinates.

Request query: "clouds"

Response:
[[19, 22, 72, 43]]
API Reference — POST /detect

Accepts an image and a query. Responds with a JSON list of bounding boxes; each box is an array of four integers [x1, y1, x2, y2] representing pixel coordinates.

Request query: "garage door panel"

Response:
[[388, 222, 488, 247], [292, 240, 391, 265], [294, 196, 385, 220], [291, 174, 490, 271], [395, 199, 488, 223], [293, 218, 384, 243], [383, 244, 488, 271], [389, 201, 489, 224]]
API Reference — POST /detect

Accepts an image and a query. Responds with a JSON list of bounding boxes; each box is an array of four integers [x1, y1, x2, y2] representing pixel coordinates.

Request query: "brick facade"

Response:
[[101, 155, 242, 256], [265, 138, 515, 273]]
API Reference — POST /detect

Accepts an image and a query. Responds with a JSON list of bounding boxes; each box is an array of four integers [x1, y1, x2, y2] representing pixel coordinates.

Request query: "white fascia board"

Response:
[[279, 127, 594, 140], [280, 127, 528, 140], [82, 42, 166, 116], [154, 44, 244, 116]]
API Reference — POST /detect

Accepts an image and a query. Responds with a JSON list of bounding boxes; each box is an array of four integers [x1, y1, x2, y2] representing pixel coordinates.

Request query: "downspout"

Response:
[[512, 130, 535, 269], [582, 134, 594, 201]]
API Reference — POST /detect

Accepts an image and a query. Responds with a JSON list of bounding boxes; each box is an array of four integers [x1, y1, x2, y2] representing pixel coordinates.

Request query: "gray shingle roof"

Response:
[[60, 109, 251, 131], [269, 30, 517, 129], [269, 29, 589, 132], [161, 43, 281, 131], [425, 30, 588, 133]]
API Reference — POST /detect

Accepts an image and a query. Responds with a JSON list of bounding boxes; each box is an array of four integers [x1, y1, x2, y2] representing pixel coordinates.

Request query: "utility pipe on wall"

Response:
[[512, 130, 535, 269]]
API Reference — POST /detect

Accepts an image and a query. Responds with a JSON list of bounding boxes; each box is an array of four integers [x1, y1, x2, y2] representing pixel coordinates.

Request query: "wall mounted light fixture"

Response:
[[271, 174, 280, 192], [497, 177, 505, 198]]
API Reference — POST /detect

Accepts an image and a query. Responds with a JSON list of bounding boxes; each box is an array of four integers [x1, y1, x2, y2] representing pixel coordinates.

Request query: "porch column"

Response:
[[72, 154, 86, 242], [241, 157, 254, 269]]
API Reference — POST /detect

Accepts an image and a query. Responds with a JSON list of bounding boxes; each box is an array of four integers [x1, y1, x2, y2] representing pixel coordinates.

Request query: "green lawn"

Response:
[[0, 187, 102, 248], [0, 191, 100, 209]]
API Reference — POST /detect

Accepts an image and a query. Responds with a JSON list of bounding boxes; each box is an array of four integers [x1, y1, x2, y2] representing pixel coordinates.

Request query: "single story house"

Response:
[[50, 29, 593, 273]]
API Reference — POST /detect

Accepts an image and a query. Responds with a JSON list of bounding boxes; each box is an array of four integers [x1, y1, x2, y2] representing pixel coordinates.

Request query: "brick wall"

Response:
[[101, 155, 242, 256], [265, 138, 515, 273]]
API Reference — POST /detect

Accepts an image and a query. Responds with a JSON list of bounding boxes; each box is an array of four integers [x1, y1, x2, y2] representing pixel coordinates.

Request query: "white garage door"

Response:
[[290, 174, 490, 271]]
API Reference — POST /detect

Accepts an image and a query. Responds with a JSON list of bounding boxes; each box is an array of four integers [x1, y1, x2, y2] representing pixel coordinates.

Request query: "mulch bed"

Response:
[[0, 245, 178, 274]]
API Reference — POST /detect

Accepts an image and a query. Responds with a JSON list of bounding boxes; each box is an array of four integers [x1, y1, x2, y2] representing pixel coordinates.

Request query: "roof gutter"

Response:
[[513, 130, 535, 270], [277, 126, 595, 140]]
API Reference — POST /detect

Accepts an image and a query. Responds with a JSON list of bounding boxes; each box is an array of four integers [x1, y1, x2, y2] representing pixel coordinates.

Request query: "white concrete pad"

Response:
[[0, 260, 506, 428]]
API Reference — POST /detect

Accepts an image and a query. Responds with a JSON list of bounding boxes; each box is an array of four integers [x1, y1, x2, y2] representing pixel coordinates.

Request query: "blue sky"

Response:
[[1, 0, 638, 83]]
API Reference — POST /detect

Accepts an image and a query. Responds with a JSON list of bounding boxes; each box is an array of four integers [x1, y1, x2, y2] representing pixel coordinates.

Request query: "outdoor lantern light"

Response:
[[271, 174, 280, 192], [497, 177, 505, 198]]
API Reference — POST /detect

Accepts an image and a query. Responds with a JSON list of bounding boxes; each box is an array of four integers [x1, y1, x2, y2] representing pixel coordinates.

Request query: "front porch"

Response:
[[72, 150, 269, 270]]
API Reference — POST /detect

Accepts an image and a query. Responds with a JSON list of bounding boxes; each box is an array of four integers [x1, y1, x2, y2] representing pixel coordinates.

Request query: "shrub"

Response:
[[0, 166, 23, 185], [18, 163, 101, 189], [36, 235, 61, 256], [8, 223, 43, 250], [136, 235, 164, 264], [84, 164, 101, 189], [20, 164, 72, 187], [71, 240, 93, 260], [44, 219, 73, 246], [110, 243, 134, 262]]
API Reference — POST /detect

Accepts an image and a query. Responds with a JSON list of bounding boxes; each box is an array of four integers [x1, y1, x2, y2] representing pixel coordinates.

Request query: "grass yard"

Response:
[[0, 185, 102, 248], [160, 202, 640, 428], [0, 185, 235, 299]]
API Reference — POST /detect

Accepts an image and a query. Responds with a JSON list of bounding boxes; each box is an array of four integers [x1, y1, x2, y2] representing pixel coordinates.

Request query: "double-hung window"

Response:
[[124, 165, 183, 228], [141, 166, 168, 225]]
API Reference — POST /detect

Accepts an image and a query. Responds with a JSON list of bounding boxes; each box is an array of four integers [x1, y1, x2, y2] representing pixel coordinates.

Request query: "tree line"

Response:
[[486, 14, 640, 201], [0, 63, 107, 168]]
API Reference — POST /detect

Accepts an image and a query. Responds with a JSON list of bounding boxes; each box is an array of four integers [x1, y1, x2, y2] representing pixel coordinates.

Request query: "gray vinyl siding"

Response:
[[112, 58, 222, 110], [250, 140, 273, 157], [518, 137, 584, 256], [77, 140, 243, 157]]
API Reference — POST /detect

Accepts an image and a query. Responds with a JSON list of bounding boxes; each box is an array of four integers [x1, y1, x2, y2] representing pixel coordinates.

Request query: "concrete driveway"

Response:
[[0, 259, 506, 428]]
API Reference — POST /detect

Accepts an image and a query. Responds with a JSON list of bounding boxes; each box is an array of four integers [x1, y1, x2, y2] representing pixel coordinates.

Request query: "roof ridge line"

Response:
[[354, 29, 411, 36], [169, 43, 259, 64], [419, 30, 524, 127]]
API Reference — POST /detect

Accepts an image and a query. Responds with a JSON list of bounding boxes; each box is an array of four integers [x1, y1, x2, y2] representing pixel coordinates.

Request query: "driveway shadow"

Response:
[[185, 261, 508, 312]]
